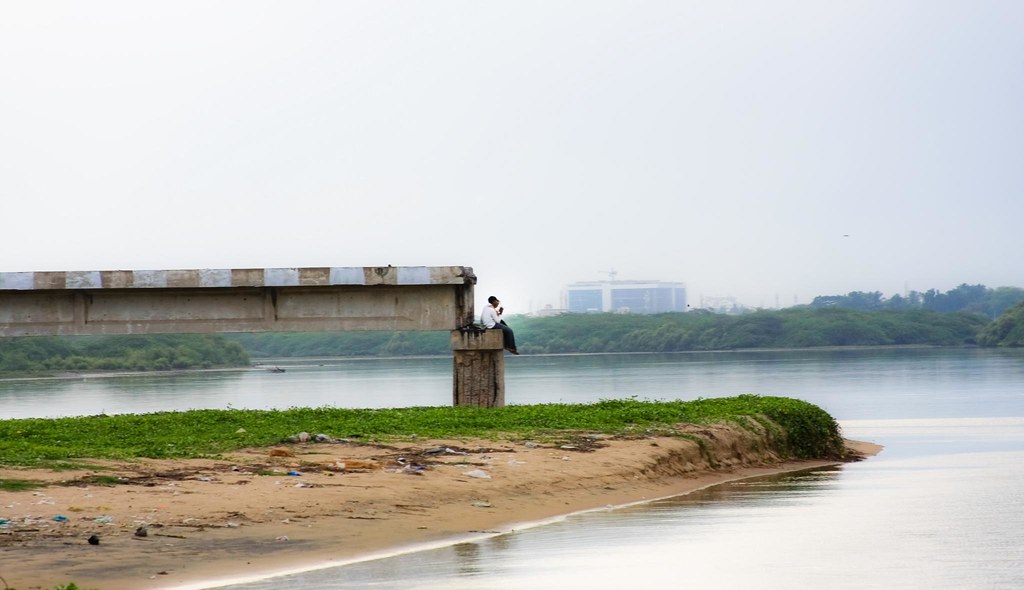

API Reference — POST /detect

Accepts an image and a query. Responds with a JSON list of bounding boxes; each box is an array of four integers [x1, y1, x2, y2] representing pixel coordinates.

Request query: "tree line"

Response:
[[0, 334, 250, 374], [512, 308, 990, 354], [809, 284, 1024, 319], [227, 306, 996, 357]]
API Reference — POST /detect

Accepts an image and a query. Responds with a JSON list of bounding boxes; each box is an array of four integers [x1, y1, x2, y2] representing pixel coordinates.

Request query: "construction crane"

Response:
[[598, 268, 618, 281]]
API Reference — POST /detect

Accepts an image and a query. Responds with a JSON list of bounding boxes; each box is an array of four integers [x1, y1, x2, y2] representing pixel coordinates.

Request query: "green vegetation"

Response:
[[0, 477, 47, 491], [809, 283, 1024, 318], [226, 330, 447, 357], [223, 307, 988, 358], [0, 396, 843, 467], [512, 308, 987, 354], [5, 581, 89, 585], [0, 334, 250, 375], [9, 585, 93, 590], [977, 299, 1024, 347]]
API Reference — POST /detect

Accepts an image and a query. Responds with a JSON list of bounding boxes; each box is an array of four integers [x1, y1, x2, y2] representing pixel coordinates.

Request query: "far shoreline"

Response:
[[0, 343, 977, 385]]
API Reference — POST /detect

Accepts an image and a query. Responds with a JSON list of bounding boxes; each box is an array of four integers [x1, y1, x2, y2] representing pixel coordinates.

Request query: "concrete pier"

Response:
[[450, 328, 505, 408]]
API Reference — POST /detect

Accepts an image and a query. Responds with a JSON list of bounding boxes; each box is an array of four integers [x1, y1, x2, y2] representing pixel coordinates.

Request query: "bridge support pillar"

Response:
[[451, 329, 505, 408]]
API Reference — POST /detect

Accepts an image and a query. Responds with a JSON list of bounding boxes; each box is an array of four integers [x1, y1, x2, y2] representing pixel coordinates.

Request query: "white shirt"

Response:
[[481, 305, 501, 328]]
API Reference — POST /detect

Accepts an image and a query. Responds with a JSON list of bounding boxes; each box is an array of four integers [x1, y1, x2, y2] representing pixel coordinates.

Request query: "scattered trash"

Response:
[[52, 515, 69, 522], [235, 428, 247, 434], [134, 526, 148, 537], [286, 471, 302, 476], [560, 445, 578, 450], [471, 501, 492, 508], [94, 516, 113, 524], [288, 432, 310, 443], [226, 522, 240, 528], [0, 518, 8, 525], [465, 469, 491, 479], [524, 442, 540, 448], [88, 534, 100, 545], [275, 535, 289, 542], [314, 433, 331, 442], [324, 459, 379, 472]]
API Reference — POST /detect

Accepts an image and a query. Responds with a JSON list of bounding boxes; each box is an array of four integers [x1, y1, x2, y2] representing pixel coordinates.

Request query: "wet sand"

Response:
[[0, 427, 880, 590]]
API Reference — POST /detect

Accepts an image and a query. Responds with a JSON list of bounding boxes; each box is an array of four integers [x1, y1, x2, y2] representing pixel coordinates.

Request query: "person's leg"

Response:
[[498, 322, 517, 352]]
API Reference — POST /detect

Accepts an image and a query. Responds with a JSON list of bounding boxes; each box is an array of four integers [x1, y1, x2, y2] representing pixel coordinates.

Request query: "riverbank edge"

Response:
[[0, 426, 880, 590], [176, 446, 879, 590]]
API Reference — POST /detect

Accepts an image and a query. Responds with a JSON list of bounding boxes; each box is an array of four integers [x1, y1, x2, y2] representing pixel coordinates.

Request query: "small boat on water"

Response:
[[268, 367, 286, 373]]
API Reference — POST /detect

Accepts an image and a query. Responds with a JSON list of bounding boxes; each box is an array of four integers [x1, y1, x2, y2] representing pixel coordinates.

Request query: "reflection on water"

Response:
[[225, 420, 1024, 589], [2, 348, 1024, 420]]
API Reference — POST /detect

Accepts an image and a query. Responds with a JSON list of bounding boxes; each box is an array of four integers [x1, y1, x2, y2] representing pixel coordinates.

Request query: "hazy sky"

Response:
[[2, 2, 1022, 313]]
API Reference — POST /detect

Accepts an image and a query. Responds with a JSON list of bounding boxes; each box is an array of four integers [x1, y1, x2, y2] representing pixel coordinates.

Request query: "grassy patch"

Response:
[[75, 474, 126, 486], [9, 585, 95, 590], [44, 461, 113, 472], [0, 396, 844, 469], [0, 478, 48, 491]]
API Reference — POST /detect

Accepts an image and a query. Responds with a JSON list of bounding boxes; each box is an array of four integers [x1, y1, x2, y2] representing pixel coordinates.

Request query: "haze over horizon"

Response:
[[2, 2, 1021, 313]]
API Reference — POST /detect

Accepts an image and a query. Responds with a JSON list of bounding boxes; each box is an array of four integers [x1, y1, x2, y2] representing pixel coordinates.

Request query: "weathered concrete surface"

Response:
[[451, 329, 505, 408], [0, 266, 476, 337]]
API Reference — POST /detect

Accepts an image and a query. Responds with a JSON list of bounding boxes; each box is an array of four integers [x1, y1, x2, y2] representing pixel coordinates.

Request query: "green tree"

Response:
[[977, 300, 1024, 347]]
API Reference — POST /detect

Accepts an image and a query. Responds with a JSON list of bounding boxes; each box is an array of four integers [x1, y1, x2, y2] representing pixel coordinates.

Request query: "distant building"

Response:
[[564, 280, 687, 314], [532, 303, 566, 317]]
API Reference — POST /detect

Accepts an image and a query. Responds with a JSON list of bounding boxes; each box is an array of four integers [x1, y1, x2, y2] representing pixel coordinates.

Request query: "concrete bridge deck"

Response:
[[0, 266, 475, 337]]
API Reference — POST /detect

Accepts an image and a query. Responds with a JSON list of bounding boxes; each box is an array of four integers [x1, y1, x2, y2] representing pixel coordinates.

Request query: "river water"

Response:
[[2, 347, 1023, 589]]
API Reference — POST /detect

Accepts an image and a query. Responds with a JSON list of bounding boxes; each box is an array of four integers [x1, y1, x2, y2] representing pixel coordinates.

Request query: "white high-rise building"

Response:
[[564, 280, 687, 314]]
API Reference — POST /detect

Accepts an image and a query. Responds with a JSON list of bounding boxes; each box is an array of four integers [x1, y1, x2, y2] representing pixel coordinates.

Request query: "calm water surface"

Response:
[[221, 418, 1024, 590], [2, 347, 1023, 420], [2, 348, 1023, 589]]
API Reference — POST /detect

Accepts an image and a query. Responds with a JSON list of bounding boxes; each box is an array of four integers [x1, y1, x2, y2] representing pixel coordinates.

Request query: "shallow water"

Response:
[[3, 347, 1024, 589], [218, 418, 1024, 590], [3, 348, 1023, 421]]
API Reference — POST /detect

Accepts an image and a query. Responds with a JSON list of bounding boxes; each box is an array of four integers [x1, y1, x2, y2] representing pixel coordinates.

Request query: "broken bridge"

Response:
[[0, 265, 505, 407]]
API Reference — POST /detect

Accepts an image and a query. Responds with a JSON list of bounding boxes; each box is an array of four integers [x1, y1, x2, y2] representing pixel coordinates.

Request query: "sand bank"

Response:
[[0, 427, 880, 590]]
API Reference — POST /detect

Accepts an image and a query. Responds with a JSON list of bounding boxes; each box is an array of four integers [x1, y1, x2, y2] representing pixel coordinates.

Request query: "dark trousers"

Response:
[[496, 320, 517, 351]]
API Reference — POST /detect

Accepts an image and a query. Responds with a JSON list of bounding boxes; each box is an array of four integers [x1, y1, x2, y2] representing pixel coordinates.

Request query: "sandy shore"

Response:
[[0, 426, 880, 590]]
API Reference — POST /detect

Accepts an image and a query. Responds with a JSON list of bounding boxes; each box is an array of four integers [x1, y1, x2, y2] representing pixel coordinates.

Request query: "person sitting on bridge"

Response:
[[481, 295, 519, 355]]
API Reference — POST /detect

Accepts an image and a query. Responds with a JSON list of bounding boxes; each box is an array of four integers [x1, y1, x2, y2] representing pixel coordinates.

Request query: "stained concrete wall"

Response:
[[0, 266, 476, 337], [451, 329, 505, 407]]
